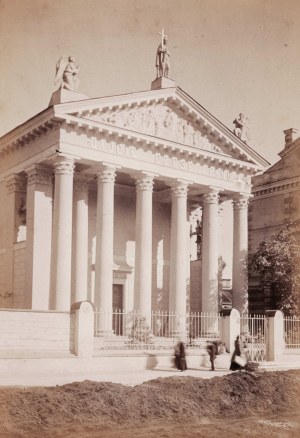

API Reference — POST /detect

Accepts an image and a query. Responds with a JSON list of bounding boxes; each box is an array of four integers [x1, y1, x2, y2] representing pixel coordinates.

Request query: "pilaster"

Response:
[[4, 174, 26, 308], [25, 164, 53, 309]]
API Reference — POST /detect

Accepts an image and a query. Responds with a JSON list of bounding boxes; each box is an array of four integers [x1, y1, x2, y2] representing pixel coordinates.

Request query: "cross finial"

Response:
[[159, 28, 168, 47]]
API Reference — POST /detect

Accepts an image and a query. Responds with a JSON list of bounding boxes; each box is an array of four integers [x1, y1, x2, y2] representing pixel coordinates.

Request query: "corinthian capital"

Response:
[[202, 188, 219, 205], [97, 165, 117, 184], [171, 181, 189, 199], [6, 174, 26, 194], [53, 157, 75, 176], [26, 164, 53, 187], [135, 173, 155, 191], [233, 194, 250, 210]]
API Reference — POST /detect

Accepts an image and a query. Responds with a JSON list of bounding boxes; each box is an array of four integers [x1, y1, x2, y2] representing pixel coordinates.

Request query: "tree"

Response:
[[250, 221, 300, 315]]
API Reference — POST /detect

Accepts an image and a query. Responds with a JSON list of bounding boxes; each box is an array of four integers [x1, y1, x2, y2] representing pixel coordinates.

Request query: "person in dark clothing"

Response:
[[230, 335, 245, 371], [174, 340, 187, 372], [206, 341, 218, 371]]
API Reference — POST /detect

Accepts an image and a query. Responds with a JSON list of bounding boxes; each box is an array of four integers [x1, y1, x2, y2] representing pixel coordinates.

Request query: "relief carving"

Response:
[[89, 105, 224, 154]]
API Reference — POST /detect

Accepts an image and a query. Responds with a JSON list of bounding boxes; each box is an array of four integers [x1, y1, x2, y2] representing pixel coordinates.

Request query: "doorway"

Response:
[[113, 284, 123, 335]]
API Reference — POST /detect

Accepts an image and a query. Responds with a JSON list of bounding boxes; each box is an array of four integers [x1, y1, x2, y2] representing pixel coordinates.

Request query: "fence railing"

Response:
[[284, 316, 300, 349], [240, 313, 266, 362], [94, 309, 222, 350]]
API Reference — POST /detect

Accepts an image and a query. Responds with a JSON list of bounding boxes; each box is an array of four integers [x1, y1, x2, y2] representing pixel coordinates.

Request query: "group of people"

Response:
[[174, 335, 248, 372]]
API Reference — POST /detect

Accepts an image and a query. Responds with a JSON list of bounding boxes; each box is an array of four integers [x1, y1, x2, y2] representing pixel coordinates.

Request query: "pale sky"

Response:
[[1, 0, 300, 164]]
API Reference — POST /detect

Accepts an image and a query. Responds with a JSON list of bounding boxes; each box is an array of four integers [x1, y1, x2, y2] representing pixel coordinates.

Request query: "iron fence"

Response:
[[284, 316, 300, 349], [94, 309, 222, 350], [240, 313, 266, 362]]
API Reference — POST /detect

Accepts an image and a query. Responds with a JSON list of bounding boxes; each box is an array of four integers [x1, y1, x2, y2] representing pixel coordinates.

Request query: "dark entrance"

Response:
[[112, 284, 123, 335]]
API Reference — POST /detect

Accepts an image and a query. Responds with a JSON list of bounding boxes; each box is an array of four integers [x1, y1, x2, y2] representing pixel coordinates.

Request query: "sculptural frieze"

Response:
[[87, 105, 225, 154], [54, 56, 80, 91]]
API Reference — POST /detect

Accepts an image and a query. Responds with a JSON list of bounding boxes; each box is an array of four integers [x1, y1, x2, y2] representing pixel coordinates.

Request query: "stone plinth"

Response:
[[151, 76, 176, 90], [49, 88, 89, 106]]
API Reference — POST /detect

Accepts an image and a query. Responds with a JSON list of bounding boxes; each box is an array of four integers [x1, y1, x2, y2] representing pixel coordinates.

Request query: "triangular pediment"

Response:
[[80, 102, 229, 156], [52, 87, 269, 169]]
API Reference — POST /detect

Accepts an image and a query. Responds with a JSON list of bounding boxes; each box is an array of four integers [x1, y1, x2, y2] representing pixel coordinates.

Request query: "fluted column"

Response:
[[51, 156, 75, 311], [232, 194, 249, 313], [94, 164, 116, 335], [73, 176, 89, 303], [201, 187, 219, 315], [25, 165, 53, 309], [134, 173, 154, 320], [169, 181, 189, 335]]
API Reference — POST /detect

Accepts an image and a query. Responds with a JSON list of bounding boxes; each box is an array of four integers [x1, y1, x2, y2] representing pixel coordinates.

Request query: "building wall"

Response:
[[248, 139, 300, 314]]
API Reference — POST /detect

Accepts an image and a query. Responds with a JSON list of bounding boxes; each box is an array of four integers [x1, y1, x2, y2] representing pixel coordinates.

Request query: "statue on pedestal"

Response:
[[54, 56, 80, 91], [156, 28, 170, 78], [233, 113, 249, 143]]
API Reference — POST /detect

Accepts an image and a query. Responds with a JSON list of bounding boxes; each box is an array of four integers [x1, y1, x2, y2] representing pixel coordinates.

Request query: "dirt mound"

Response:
[[1, 370, 300, 437]]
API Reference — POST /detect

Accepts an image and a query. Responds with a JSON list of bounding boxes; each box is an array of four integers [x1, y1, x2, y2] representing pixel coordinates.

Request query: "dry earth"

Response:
[[1, 370, 300, 437]]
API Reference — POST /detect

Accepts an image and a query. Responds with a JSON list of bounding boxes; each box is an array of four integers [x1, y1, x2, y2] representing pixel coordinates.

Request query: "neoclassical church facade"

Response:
[[0, 54, 268, 327]]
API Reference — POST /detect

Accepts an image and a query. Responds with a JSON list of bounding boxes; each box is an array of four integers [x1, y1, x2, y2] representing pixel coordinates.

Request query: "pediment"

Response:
[[53, 87, 269, 169], [82, 102, 229, 156]]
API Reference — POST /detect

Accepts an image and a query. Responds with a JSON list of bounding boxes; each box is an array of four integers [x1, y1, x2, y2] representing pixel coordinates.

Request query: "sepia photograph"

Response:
[[0, 0, 300, 436]]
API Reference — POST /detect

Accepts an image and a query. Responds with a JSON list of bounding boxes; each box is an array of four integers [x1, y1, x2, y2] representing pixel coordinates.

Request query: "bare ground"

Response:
[[1, 369, 300, 437]]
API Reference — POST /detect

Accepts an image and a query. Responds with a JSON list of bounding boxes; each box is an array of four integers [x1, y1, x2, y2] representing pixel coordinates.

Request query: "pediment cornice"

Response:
[[0, 86, 269, 172], [57, 112, 260, 175], [58, 86, 268, 169], [0, 107, 62, 157]]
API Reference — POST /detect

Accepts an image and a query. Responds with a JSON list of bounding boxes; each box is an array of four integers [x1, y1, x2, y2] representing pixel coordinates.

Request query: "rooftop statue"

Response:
[[156, 28, 170, 78], [233, 113, 249, 143], [54, 56, 80, 91]]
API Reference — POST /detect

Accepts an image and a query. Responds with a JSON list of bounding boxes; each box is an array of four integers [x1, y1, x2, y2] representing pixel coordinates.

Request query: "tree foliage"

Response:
[[250, 222, 300, 315]]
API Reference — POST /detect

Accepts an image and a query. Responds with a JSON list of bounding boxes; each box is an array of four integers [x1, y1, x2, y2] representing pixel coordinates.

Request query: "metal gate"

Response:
[[240, 314, 266, 362]]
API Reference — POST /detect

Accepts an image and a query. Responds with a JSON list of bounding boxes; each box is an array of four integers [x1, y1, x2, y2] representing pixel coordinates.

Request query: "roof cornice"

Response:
[[57, 112, 260, 174]]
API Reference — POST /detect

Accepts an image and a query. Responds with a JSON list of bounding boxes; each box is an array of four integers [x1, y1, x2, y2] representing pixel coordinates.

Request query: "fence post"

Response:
[[71, 301, 94, 357], [220, 308, 240, 353], [265, 310, 284, 361]]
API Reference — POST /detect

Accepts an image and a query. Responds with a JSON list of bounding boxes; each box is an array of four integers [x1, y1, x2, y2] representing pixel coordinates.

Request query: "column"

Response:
[[25, 165, 53, 309], [94, 164, 116, 335], [218, 202, 225, 308], [169, 181, 189, 335], [51, 156, 75, 311], [4, 174, 26, 308], [232, 194, 249, 313], [201, 187, 219, 315], [134, 173, 154, 320], [73, 175, 89, 303]]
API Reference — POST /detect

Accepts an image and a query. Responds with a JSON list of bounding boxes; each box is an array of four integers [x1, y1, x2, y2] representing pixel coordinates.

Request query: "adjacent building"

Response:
[[249, 128, 300, 313]]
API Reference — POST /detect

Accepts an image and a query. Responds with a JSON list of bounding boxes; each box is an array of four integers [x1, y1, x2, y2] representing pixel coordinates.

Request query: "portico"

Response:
[[0, 80, 268, 328]]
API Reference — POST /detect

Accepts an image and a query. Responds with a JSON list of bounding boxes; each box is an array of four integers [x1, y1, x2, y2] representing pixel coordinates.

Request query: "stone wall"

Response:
[[0, 309, 74, 355]]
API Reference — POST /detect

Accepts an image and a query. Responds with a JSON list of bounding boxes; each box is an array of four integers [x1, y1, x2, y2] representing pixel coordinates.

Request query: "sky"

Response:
[[1, 0, 300, 165]]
